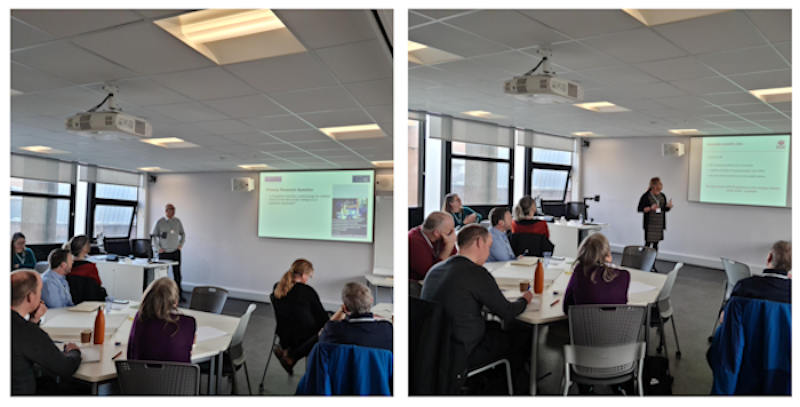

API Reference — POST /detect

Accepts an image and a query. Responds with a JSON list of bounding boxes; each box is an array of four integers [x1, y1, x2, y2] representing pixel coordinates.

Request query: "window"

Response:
[[88, 183, 139, 239], [527, 148, 572, 202], [9, 178, 74, 244], [447, 142, 513, 206], [408, 119, 425, 208]]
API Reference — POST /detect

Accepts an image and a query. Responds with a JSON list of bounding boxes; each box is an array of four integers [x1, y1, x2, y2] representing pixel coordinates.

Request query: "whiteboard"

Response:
[[372, 194, 393, 276]]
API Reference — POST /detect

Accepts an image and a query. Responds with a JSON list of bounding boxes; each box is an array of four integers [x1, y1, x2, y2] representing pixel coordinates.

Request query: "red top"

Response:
[[511, 219, 550, 238], [408, 226, 456, 281], [70, 260, 102, 286]]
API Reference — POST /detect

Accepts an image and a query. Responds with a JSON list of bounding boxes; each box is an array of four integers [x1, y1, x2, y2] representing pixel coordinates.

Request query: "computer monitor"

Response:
[[541, 200, 566, 217], [131, 239, 153, 259], [565, 202, 587, 221], [104, 238, 132, 256]]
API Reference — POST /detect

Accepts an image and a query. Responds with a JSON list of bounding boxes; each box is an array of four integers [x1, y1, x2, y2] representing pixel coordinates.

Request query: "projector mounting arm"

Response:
[[87, 84, 121, 113], [523, 48, 556, 77]]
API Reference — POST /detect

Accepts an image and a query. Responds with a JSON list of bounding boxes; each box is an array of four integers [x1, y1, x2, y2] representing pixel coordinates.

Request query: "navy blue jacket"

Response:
[[319, 313, 392, 351], [730, 269, 791, 304], [296, 342, 392, 395]]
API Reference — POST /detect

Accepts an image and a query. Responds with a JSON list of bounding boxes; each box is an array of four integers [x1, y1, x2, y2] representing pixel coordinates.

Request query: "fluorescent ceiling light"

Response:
[[669, 129, 703, 136], [140, 137, 199, 149], [371, 160, 393, 168], [573, 101, 630, 113], [623, 9, 728, 26], [408, 41, 428, 52], [238, 164, 270, 170], [572, 131, 598, 137], [11, 89, 23, 96], [320, 124, 384, 141], [154, 9, 306, 65], [20, 145, 68, 154], [749, 87, 792, 104], [138, 166, 170, 172], [462, 110, 506, 119], [408, 40, 462, 65]]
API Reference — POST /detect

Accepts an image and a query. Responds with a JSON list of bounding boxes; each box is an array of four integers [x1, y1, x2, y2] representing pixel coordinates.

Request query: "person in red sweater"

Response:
[[511, 195, 549, 238], [408, 211, 456, 281], [64, 235, 102, 285]]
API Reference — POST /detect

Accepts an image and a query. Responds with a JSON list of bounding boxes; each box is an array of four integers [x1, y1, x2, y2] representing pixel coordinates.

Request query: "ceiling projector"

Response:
[[503, 51, 583, 104], [66, 85, 152, 140]]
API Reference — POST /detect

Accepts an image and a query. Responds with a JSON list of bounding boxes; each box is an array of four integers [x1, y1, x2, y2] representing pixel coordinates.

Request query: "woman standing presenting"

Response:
[[637, 177, 673, 251]]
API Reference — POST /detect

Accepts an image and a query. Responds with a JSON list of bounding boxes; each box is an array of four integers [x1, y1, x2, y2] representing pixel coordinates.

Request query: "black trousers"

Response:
[[159, 249, 182, 291], [287, 334, 319, 362], [467, 321, 532, 394]]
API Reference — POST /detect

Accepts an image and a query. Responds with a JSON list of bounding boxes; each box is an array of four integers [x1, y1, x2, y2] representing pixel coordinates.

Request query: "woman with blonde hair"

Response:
[[271, 259, 331, 374], [562, 233, 630, 313], [127, 277, 196, 362]]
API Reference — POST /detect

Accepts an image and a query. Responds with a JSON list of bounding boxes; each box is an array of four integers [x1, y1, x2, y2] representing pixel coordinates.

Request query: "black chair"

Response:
[[67, 274, 108, 304], [131, 239, 153, 259], [410, 296, 458, 395], [621, 246, 658, 272], [409, 280, 423, 298], [510, 232, 555, 257], [115, 360, 200, 395], [189, 286, 229, 314], [259, 293, 281, 393]]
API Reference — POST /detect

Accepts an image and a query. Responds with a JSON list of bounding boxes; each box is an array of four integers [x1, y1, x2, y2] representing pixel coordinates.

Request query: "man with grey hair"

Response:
[[409, 211, 457, 281], [731, 240, 791, 303], [152, 203, 186, 300], [319, 282, 392, 351]]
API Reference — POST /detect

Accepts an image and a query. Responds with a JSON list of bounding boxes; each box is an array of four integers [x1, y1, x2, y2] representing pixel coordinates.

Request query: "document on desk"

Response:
[[628, 281, 657, 295], [77, 345, 101, 363], [67, 302, 102, 312], [196, 326, 228, 343]]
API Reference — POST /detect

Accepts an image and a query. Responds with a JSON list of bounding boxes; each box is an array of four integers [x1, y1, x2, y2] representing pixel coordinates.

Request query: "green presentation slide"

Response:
[[699, 135, 790, 207], [257, 170, 375, 242]]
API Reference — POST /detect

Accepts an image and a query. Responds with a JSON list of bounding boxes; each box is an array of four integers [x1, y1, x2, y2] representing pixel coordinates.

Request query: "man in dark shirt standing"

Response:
[[11, 270, 82, 395], [731, 240, 791, 303], [423, 224, 533, 394], [320, 282, 392, 351]]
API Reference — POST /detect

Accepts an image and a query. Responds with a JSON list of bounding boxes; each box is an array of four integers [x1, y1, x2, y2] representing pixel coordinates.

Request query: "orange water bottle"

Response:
[[93, 305, 105, 344], [534, 259, 544, 294]]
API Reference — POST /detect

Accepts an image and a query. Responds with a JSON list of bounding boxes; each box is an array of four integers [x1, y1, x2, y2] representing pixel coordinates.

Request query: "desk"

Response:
[[88, 256, 178, 301], [486, 258, 666, 395], [371, 303, 394, 322], [365, 274, 394, 303], [548, 222, 606, 258], [41, 301, 239, 395]]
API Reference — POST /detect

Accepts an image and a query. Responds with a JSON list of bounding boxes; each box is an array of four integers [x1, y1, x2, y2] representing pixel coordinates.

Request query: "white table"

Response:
[[365, 273, 394, 303], [40, 301, 239, 395], [88, 255, 178, 301], [371, 303, 394, 322], [485, 258, 666, 395], [548, 222, 606, 258]]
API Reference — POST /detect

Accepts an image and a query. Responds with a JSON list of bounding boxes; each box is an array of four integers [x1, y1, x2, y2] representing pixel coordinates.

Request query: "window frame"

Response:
[[86, 182, 138, 240], [524, 148, 573, 202], [408, 118, 426, 209], [445, 141, 515, 207], [9, 178, 76, 244]]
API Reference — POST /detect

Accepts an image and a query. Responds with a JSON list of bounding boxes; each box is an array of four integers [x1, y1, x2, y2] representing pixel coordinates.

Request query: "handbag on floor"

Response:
[[643, 355, 673, 395]]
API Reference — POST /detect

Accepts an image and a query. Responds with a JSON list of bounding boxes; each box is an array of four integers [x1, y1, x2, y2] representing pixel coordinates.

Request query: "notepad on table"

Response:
[[67, 302, 102, 312], [510, 257, 539, 266], [77, 345, 101, 363]]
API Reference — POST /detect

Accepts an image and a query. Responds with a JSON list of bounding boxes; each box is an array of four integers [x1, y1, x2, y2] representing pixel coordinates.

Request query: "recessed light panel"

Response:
[[140, 137, 199, 149], [154, 9, 306, 65], [749, 87, 792, 104], [408, 41, 463, 65], [238, 164, 271, 170], [623, 9, 728, 26], [138, 167, 170, 172], [572, 131, 598, 137], [320, 124, 384, 141], [462, 110, 506, 120], [20, 145, 68, 154], [669, 129, 703, 136], [573, 101, 630, 113], [371, 160, 393, 168]]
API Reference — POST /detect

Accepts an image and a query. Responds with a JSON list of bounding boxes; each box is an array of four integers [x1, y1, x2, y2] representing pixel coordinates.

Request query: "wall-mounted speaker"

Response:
[[231, 177, 254, 192], [662, 142, 686, 157], [375, 174, 393, 192], [148, 175, 157, 183]]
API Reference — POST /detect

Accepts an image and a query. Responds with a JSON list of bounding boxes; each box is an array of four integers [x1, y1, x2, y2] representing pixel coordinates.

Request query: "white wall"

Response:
[[147, 170, 390, 307], [581, 136, 791, 272]]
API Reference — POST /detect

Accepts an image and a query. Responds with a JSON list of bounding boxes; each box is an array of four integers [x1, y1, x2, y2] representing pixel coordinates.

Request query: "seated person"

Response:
[[487, 207, 518, 262], [563, 233, 630, 313], [442, 193, 482, 228], [408, 211, 456, 281], [11, 270, 82, 395], [41, 248, 75, 309], [731, 240, 791, 304], [11, 232, 37, 271], [64, 235, 108, 304], [127, 277, 196, 363], [511, 195, 549, 237], [272, 259, 332, 374], [320, 282, 392, 351], [422, 225, 533, 394]]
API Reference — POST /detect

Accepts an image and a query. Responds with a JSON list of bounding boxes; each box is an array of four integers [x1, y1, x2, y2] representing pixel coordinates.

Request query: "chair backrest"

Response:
[[231, 303, 257, 347], [510, 232, 554, 257], [115, 360, 200, 395], [621, 245, 658, 271], [410, 296, 457, 395], [34, 261, 49, 274], [568, 305, 647, 346], [656, 263, 683, 318], [720, 258, 751, 300], [189, 286, 229, 314], [409, 280, 422, 298]]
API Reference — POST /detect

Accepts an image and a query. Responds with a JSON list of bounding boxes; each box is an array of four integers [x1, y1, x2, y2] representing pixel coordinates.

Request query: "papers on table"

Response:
[[77, 344, 101, 363], [68, 303, 102, 312], [371, 303, 394, 321], [510, 257, 539, 266], [43, 313, 127, 330], [195, 326, 228, 343], [628, 281, 657, 295]]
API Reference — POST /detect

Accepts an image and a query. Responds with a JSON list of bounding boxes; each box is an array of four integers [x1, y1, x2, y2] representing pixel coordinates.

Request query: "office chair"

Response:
[[115, 360, 200, 395]]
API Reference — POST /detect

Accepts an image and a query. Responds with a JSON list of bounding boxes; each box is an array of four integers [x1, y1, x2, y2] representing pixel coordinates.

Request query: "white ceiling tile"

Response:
[[365, 105, 394, 136], [300, 109, 375, 128], [520, 10, 643, 39], [210, 144, 256, 154], [12, 9, 142, 38], [221, 132, 277, 145], [155, 102, 229, 122], [151, 67, 257, 101], [276, 10, 377, 50], [11, 61, 75, 93], [271, 86, 359, 114], [721, 103, 778, 115], [744, 10, 791, 43], [654, 11, 767, 55], [271, 129, 332, 143], [202, 94, 288, 119], [577, 65, 659, 85], [344, 78, 393, 107], [581, 28, 687, 64], [12, 86, 104, 117], [773, 42, 791, 63], [468, 51, 540, 76], [546, 41, 619, 71], [409, 11, 433, 28], [409, 23, 509, 58], [729, 69, 791, 90], [669, 76, 742, 95], [770, 102, 791, 114], [195, 119, 255, 136], [11, 18, 54, 50], [698, 45, 788, 75], [702, 92, 761, 106], [243, 114, 312, 132], [12, 41, 135, 84], [294, 140, 346, 151], [90, 77, 189, 106], [635, 56, 717, 82], [72, 21, 214, 74], [446, 10, 568, 49], [135, 10, 189, 18], [413, 10, 475, 20], [738, 111, 788, 121], [226, 52, 338, 93], [316, 39, 391, 83], [181, 134, 231, 147], [656, 96, 712, 112]]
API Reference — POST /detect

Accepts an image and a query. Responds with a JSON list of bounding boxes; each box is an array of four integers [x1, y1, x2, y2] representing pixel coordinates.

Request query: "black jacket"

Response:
[[11, 310, 81, 395], [731, 269, 791, 304], [637, 190, 671, 230], [410, 296, 459, 395], [67, 274, 108, 304], [272, 282, 330, 350], [319, 313, 393, 351]]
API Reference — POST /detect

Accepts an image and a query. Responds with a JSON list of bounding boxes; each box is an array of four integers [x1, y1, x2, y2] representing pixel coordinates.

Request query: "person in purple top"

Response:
[[127, 277, 196, 363], [563, 233, 631, 314]]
